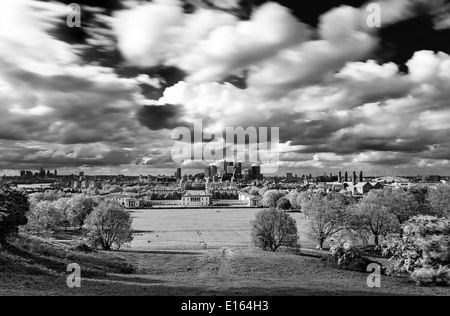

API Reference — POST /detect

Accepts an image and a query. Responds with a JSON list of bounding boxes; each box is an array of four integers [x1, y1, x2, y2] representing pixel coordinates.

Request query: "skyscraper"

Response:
[[176, 168, 182, 179], [211, 165, 218, 177]]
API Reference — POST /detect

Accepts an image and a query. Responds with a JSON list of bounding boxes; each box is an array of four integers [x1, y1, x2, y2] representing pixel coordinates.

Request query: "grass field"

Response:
[[1, 208, 449, 296], [130, 208, 316, 250]]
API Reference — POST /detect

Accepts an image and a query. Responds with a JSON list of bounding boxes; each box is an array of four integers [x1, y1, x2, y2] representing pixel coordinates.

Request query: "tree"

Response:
[[382, 189, 420, 235], [25, 201, 59, 236], [350, 191, 398, 246], [303, 193, 350, 249], [68, 195, 100, 229], [251, 208, 299, 252], [262, 190, 285, 208], [276, 197, 291, 211], [85, 200, 133, 250], [379, 216, 450, 285], [0, 188, 29, 244], [427, 185, 450, 218], [286, 191, 300, 209]]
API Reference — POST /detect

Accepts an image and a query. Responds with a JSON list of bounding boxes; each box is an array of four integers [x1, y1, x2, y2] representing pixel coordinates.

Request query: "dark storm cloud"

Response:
[[137, 104, 188, 131]]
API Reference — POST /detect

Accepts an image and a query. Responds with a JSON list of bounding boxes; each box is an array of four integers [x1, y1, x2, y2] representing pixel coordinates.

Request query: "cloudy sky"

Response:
[[1, 0, 450, 177]]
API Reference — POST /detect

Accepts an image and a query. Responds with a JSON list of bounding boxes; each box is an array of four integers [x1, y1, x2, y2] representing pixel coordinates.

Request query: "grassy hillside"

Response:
[[1, 237, 450, 296]]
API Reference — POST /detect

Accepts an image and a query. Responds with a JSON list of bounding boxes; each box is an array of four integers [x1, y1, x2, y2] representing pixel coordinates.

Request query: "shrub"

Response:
[[378, 215, 450, 285], [251, 208, 299, 252], [326, 239, 373, 272], [411, 266, 450, 286]]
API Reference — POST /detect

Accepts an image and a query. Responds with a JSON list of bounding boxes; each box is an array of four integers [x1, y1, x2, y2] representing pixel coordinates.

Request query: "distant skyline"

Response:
[[1, 0, 450, 176]]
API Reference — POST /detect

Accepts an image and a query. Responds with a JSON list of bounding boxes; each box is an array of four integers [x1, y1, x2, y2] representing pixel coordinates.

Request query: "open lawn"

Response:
[[130, 208, 316, 250], [1, 209, 448, 296], [1, 240, 449, 296]]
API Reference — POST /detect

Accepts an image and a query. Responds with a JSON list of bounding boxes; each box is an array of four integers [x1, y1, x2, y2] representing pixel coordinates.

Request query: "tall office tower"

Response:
[[54, 170, 58, 177], [204, 166, 211, 178], [330, 173, 333, 182], [344, 171, 348, 182], [359, 171, 363, 183], [338, 171, 342, 183], [211, 165, 218, 177], [251, 164, 261, 180], [20, 170, 25, 178], [353, 171, 357, 185], [286, 173, 293, 182], [236, 162, 242, 177], [176, 168, 182, 179]]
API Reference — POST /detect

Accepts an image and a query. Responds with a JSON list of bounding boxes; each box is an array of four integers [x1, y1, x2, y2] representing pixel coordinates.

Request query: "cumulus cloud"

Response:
[[113, 1, 310, 82]]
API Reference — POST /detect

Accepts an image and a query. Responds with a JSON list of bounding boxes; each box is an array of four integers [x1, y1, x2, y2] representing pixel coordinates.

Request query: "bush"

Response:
[[0, 188, 29, 244], [326, 239, 373, 272], [85, 200, 133, 250], [378, 215, 450, 285], [411, 266, 450, 286], [251, 208, 299, 252]]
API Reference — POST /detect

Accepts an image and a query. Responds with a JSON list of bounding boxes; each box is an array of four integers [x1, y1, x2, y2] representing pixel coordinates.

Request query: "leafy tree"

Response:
[[303, 193, 350, 249], [381, 189, 420, 235], [52, 197, 72, 230], [286, 191, 299, 209], [262, 190, 285, 208], [68, 195, 100, 229], [379, 216, 450, 285], [85, 200, 133, 250], [408, 186, 430, 211], [0, 188, 29, 244], [349, 191, 398, 245], [25, 201, 59, 236], [251, 208, 299, 252], [276, 197, 292, 211], [427, 185, 450, 218]]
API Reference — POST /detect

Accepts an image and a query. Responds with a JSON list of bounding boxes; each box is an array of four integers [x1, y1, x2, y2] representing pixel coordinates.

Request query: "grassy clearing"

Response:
[[1, 244, 449, 296], [130, 208, 315, 250]]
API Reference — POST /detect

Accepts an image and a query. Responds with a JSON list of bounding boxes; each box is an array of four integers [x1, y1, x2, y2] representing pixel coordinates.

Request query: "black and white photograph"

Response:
[[1, 0, 450, 300]]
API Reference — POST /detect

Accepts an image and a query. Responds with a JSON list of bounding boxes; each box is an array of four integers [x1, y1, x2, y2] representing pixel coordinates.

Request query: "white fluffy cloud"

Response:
[[113, 1, 310, 82]]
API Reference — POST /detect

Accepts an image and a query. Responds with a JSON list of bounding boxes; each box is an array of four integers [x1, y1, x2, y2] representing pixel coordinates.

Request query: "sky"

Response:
[[1, 0, 450, 177]]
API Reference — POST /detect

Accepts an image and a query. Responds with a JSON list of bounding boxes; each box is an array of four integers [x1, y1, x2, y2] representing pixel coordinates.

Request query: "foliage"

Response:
[[349, 190, 399, 245], [24, 201, 60, 236], [0, 188, 30, 243], [326, 239, 372, 272], [427, 185, 450, 218], [303, 193, 350, 249], [250, 208, 299, 252], [276, 197, 291, 211], [85, 200, 133, 250], [67, 195, 100, 229], [262, 190, 285, 208], [378, 216, 450, 286], [285, 191, 300, 209], [411, 265, 450, 286]]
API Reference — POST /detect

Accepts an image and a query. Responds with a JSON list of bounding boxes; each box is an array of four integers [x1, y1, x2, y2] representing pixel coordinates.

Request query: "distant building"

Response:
[[181, 189, 212, 206], [116, 196, 144, 209], [286, 173, 293, 183], [176, 168, 182, 179]]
